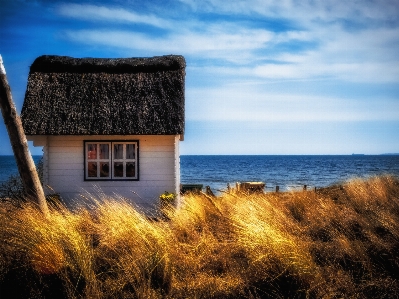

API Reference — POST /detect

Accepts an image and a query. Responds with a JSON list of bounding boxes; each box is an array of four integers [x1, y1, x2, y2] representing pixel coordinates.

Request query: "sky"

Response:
[[0, 0, 398, 155]]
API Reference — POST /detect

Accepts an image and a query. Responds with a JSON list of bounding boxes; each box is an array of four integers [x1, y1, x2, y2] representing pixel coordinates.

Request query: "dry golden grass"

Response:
[[1, 175, 399, 298]]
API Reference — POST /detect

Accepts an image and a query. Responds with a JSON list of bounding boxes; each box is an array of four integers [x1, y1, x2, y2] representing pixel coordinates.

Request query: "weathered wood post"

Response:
[[0, 55, 49, 215]]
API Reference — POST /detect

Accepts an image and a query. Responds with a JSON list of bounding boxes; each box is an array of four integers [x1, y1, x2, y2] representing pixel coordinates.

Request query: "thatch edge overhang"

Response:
[[21, 55, 185, 136], [30, 55, 186, 74]]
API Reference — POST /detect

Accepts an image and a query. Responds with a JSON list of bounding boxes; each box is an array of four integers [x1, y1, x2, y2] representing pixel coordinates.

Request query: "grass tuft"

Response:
[[1, 175, 399, 298]]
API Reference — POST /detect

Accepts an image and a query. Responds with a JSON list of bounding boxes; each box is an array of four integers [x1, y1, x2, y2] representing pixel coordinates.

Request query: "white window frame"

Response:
[[84, 141, 139, 181]]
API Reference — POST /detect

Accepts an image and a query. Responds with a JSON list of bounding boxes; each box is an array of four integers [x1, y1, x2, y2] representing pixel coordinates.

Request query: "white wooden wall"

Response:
[[29, 135, 181, 212]]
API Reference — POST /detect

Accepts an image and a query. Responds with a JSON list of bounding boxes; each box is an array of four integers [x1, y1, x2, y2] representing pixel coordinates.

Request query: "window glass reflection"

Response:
[[114, 162, 123, 177], [114, 144, 123, 159], [88, 162, 97, 177], [126, 162, 135, 177], [88, 144, 97, 160], [126, 144, 135, 159], [99, 144, 109, 159], [100, 162, 109, 177]]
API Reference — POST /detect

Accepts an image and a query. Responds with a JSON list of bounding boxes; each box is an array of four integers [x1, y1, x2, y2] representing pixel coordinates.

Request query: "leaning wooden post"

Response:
[[0, 55, 49, 215]]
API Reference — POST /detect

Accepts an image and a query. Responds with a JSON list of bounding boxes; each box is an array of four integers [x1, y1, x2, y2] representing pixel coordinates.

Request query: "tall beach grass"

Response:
[[1, 175, 399, 298]]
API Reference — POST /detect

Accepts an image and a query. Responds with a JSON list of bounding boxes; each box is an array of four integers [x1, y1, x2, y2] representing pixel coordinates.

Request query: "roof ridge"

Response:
[[30, 55, 186, 74]]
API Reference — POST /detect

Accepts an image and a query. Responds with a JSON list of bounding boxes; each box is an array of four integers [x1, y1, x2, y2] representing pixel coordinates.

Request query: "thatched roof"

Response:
[[21, 55, 185, 136]]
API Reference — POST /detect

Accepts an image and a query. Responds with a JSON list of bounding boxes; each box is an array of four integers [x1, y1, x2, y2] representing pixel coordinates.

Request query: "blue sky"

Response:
[[1, 0, 398, 155]]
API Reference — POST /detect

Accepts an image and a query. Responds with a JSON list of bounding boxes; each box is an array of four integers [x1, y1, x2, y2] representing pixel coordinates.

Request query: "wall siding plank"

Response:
[[36, 135, 180, 209]]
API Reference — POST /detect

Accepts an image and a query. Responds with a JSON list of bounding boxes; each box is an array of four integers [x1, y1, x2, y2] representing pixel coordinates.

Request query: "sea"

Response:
[[0, 156, 43, 185], [1, 155, 399, 193], [180, 155, 399, 193]]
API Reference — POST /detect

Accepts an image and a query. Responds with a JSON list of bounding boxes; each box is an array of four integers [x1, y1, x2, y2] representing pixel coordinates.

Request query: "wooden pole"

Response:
[[0, 55, 49, 215]]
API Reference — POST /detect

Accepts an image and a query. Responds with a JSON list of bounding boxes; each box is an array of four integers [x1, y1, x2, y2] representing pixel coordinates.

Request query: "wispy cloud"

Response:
[[190, 23, 399, 83], [58, 1, 399, 83], [63, 26, 275, 59], [178, 0, 399, 26], [58, 4, 172, 28]]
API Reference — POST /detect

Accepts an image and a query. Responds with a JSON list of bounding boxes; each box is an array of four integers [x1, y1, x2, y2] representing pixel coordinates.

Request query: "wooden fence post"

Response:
[[0, 55, 49, 215]]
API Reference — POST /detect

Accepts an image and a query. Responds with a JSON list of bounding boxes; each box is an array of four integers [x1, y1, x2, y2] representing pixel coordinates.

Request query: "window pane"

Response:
[[88, 162, 97, 177], [114, 144, 123, 159], [100, 162, 109, 177], [99, 144, 109, 159], [126, 162, 135, 177], [126, 144, 135, 159], [87, 144, 97, 160], [114, 162, 123, 177]]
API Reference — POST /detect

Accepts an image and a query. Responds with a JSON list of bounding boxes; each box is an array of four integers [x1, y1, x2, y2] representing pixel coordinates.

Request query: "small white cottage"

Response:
[[21, 55, 185, 210]]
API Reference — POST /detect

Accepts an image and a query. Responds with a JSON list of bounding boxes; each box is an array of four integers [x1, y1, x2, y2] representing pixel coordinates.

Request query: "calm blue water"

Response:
[[181, 155, 399, 193], [0, 156, 43, 184], [1, 155, 399, 193]]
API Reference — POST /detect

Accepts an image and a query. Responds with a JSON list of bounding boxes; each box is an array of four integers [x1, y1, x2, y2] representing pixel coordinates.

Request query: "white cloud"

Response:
[[190, 23, 399, 83], [64, 26, 274, 58], [178, 0, 399, 25], [58, 4, 171, 28], [59, 1, 399, 84]]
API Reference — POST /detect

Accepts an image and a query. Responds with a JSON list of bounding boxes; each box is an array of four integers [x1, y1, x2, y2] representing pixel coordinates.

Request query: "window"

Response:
[[85, 141, 139, 180]]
